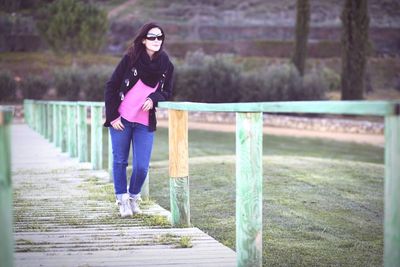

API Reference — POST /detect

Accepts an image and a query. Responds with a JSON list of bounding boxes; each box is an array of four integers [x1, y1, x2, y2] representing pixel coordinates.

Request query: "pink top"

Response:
[[116, 79, 157, 126]]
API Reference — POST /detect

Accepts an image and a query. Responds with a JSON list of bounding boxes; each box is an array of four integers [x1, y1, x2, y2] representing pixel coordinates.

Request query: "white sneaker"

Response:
[[116, 194, 133, 218], [129, 194, 142, 214]]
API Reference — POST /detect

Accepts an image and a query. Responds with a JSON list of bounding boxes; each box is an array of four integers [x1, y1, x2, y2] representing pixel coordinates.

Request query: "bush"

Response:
[[240, 63, 327, 102], [52, 65, 113, 101], [175, 52, 327, 103], [302, 70, 328, 100], [320, 67, 340, 91], [83, 65, 113, 101], [263, 63, 303, 101], [53, 67, 85, 100], [175, 51, 242, 102], [0, 70, 17, 102], [20, 75, 49, 99]]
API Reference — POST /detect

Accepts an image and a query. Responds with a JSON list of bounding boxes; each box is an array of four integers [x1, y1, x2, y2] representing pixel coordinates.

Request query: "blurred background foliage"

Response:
[[0, 0, 399, 102]]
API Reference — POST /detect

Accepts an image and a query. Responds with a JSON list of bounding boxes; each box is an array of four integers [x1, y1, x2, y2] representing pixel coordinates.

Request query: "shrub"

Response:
[[240, 63, 327, 102], [53, 67, 85, 100], [82, 65, 113, 101], [175, 51, 242, 102], [302, 70, 328, 100], [175, 51, 327, 103], [0, 70, 17, 102], [20, 75, 49, 99], [320, 67, 340, 91], [240, 72, 270, 102], [52, 65, 113, 101], [262, 63, 303, 101]]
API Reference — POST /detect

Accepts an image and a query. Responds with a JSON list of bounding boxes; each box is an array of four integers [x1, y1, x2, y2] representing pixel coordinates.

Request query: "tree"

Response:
[[340, 0, 369, 100], [291, 0, 310, 77], [37, 0, 108, 54]]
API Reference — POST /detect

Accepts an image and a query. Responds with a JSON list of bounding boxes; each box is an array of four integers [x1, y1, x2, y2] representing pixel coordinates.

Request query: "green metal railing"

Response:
[[0, 107, 14, 267], [23, 99, 400, 267]]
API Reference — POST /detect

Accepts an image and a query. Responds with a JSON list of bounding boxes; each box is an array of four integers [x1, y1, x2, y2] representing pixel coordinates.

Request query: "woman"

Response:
[[104, 22, 174, 217]]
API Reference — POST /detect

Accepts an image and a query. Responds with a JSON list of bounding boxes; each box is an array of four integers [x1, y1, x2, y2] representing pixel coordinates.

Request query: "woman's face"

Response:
[[143, 27, 164, 55]]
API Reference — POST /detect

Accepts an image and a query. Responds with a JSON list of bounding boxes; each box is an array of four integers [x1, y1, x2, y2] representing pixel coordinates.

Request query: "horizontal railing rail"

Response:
[[23, 99, 399, 267]]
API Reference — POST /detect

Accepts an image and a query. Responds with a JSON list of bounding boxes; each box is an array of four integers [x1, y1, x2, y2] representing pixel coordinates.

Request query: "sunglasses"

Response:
[[145, 34, 164, 41]]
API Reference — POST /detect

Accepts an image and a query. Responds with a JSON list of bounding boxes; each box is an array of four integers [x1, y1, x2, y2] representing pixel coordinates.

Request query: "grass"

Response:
[[145, 128, 384, 266], [99, 126, 384, 170]]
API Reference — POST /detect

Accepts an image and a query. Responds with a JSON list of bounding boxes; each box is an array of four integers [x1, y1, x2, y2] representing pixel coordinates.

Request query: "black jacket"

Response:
[[104, 53, 174, 131]]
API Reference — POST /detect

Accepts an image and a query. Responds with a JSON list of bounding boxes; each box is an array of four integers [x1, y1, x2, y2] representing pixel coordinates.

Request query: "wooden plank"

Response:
[[0, 109, 14, 267], [159, 101, 399, 116], [236, 112, 263, 267], [11, 124, 235, 267], [384, 115, 400, 267]]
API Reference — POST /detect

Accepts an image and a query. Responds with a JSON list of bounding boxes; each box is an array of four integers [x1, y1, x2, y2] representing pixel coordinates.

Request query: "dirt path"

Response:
[[157, 120, 385, 147]]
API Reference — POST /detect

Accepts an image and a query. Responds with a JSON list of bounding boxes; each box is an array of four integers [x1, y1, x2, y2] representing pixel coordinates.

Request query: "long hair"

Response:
[[126, 22, 165, 65]]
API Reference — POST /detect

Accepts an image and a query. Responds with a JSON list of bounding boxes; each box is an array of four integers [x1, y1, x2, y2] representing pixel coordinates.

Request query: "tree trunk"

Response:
[[292, 0, 310, 77], [341, 0, 370, 100]]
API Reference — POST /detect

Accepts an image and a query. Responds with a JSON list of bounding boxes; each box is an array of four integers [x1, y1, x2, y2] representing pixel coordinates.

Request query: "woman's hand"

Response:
[[142, 98, 153, 111], [111, 117, 124, 131]]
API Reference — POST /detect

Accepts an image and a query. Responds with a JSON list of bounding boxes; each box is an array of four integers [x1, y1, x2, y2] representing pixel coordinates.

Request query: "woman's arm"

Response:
[[104, 55, 129, 124]]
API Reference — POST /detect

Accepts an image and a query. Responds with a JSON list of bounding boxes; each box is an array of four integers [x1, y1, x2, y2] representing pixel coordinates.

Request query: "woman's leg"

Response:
[[109, 121, 133, 200], [129, 123, 154, 195]]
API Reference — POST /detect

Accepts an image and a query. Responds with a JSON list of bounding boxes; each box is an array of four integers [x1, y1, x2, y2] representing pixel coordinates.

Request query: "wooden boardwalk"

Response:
[[11, 124, 236, 267]]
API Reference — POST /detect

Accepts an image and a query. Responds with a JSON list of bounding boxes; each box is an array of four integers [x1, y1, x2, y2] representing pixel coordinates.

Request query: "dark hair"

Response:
[[127, 22, 165, 65]]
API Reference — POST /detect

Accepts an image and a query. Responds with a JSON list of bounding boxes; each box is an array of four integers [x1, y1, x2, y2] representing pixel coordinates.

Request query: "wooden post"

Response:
[[52, 104, 57, 145], [35, 102, 41, 133], [236, 112, 263, 267], [57, 102, 64, 150], [142, 170, 150, 201], [108, 132, 113, 182], [90, 105, 103, 170], [67, 104, 77, 157], [47, 103, 53, 142], [60, 104, 67, 153], [168, 109, 190, 227], [77, 104, 88, 162], [25, 100, 30, 127], [41, 102, 46, 137], [384, 114, 400, 267], [0, 109, 14, 267], [44, 103, 49, 139]]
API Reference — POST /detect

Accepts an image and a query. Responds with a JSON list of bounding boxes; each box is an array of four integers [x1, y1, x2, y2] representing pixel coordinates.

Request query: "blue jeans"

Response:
[[109, 117, 154, 200]]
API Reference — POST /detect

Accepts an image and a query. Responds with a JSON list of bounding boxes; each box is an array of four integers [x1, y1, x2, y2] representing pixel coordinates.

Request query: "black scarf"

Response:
[[135, 50, 169, 88]]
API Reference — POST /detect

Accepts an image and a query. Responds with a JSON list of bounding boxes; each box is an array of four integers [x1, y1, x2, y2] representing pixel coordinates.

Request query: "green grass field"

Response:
[[146, 127, 384, 266]]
